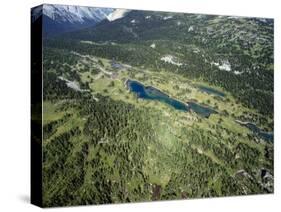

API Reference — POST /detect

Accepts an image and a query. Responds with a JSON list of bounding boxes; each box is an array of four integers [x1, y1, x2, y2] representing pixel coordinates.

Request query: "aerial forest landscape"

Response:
[[31, 4, 274, 207]]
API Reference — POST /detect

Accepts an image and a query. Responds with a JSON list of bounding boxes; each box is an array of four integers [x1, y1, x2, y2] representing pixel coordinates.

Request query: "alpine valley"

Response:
[[34, 4, 274, 207]]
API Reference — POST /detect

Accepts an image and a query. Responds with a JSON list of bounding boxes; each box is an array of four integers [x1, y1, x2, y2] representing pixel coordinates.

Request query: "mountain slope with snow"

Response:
[[32, 4, 115, 36], [42, 4, 114, 24], [107, 9, 130, 21]]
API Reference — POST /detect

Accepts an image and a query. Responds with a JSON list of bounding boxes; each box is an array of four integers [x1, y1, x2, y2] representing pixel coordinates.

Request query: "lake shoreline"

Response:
[[235, 119, 273, 142], [125, 78, 189, 107], [125, 78, 218, 118]]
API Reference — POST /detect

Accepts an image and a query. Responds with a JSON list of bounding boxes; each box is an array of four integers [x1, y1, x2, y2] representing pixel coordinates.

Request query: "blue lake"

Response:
[[236, 121, 273, 142], [198, 85, 225, 97], [126, 79, 217, 118]]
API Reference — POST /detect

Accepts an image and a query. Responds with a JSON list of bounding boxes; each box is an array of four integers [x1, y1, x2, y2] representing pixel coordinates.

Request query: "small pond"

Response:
[[236, 121, 273, 142]]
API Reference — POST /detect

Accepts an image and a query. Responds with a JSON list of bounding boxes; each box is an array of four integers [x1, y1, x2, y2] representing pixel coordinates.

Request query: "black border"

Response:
[[31, 5, 43, 207]]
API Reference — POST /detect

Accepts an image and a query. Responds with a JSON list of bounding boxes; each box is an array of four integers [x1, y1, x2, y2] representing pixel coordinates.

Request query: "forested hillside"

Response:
[[41, 9, 274, 207]]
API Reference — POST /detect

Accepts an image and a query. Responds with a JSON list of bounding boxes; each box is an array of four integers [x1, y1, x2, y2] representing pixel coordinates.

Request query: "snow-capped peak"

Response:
[[107, 9, 130, 21], [42, 4, 114, 24]]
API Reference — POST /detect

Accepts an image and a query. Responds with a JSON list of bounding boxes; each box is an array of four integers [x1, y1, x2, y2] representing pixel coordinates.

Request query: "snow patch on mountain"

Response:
[[150, 43, 156, 48], [161, 55, 182, 66], [188, 26, 194, 32], [58, 76, 85, 92], [163, 16, 173, 20], [233, 70, 243, 75], [218, 61, 231, 71], [211, 60, 233, 72], [107, 9, 130, 21]]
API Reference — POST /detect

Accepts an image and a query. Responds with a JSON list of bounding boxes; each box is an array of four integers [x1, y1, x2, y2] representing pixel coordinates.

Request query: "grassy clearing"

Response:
[[43, 101, 66, 125]]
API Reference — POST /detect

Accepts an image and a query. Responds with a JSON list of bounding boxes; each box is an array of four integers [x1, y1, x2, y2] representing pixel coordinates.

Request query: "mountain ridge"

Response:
[[31, 4, 115, 36]]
